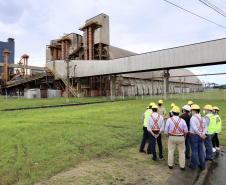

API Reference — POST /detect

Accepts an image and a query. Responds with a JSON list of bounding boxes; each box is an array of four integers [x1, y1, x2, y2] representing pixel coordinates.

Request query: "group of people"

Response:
[[139, 100, 222, 170]]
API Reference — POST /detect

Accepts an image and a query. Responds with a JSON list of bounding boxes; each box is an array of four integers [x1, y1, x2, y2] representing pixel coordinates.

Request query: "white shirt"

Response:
[[190, 114, 208, 136], [147, 112, 164, 132]]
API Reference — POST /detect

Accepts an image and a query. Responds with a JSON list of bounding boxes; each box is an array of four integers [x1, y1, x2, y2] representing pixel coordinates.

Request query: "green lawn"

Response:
[[0, 98, 225, 184]]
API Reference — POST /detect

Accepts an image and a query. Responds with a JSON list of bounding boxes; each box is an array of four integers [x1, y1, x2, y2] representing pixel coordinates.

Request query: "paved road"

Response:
[[206, 147, 226, 185]]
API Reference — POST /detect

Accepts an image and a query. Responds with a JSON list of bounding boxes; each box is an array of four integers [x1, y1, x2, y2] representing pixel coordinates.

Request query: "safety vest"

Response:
[[169, 117, 184, 135], [169, 109, 173, 117], [190, 115, 204, 135], [158, 107, 162, 114], [143, 109, 152, 127], [206, 113, 217, 135], [215, 115, 222, 133], [150, 114, 160, 131]]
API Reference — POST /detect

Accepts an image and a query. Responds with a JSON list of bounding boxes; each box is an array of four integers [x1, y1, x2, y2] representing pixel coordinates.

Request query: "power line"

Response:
[[209, 0, 226, 9], [200, 0, 226, 17], [219, 0, 226, 4], [163, 0, 226, 28]]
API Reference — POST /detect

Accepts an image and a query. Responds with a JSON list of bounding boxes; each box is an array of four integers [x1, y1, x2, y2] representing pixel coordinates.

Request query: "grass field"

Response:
[[0, 97, 225, 184]]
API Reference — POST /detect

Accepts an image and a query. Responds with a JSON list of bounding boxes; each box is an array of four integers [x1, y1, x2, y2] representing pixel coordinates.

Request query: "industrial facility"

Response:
[[0, 13, 203, 98]]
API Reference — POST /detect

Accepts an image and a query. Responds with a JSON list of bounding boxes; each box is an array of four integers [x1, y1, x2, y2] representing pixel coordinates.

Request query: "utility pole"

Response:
[[66, 56, 71, 103]]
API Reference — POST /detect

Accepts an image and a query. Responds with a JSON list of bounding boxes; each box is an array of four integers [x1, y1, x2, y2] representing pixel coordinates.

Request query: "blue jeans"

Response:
[[139, 126, 151, 153], [185, 134, 190, 158], [149, 131, 163, 160], [190, 135, 205, 168], [204, 134, 215, 159]]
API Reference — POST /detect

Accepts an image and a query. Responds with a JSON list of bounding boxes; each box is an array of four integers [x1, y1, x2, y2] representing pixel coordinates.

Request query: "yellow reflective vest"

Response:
[[143, 109, 152, 127], [215, 115, 222, 133], [206, 113, 217, 135]]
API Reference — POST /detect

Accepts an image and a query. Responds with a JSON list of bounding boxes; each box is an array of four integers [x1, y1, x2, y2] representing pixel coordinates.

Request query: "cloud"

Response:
[[190, 69, 207, 75], [1, 0, 226, 83], [0, 1, 25, 24]]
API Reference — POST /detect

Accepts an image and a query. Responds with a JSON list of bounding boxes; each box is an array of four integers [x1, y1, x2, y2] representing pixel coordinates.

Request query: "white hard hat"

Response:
[[182, 105, 191, 112]]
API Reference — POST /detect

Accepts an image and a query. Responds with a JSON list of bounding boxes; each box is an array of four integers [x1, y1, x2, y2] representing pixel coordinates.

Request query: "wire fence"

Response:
[[1, 89, 225, 101]]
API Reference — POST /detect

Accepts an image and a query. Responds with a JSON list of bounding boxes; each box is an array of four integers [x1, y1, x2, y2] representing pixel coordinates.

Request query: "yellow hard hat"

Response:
[[188, 101, 193, 105], [171, 103, 175, 108], [149, 102, 155, 106], [152, 104, 158, 109], [203, 105, 213, 110], [191, 104, 200, 110], [172, 106, 180, 113], [213, 106, 219, 110], [158, 100, 163, 104]]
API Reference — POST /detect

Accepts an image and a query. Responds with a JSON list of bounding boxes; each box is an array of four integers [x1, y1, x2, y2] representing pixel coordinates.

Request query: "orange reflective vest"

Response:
[[169, 118, 184, 135], [150, 114, 160, 131], [190, 115, 204, 135]]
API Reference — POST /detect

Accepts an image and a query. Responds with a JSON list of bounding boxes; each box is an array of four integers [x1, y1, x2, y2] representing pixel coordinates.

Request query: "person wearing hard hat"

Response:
[[203, 105, 217, 161], [212, 106, 222, 152], [188, 101, 193, 106], [139, 102, 155, 154], [188, 101, 193, 116], [180, 105, 191, 159], [187, 104, 208, 170], [157, 100, 166, 118], [142, 106, 150, 124], [165, 106, 188, 170], [169, 103, 175, 118], [147, 104, 164, 161]]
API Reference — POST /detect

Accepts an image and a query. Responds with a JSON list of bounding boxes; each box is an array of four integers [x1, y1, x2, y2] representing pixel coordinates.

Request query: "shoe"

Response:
[[213, 148, 216, 152], [147, 152, 152, 155], [152, 158, 157, 161], [186, 156, 190, 159], [200, 167, 205, 171], [198, 165, 205, 170], [186, 163, 196, 170], [139, 150, 146, 153], [159, 156, 164, 159], [205, 158, 213, 161], [168, 166, 173, 169], [180, 167, 185, 171], [216, 147, 220, 151]]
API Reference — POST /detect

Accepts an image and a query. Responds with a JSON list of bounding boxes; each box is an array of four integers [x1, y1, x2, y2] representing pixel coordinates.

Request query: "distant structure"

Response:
[[46, 13, 203, 97], [0, 38, 15, 71]]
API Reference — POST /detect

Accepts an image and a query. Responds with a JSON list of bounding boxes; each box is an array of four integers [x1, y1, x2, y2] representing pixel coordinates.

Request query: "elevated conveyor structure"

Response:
[[46, 38, 226, 99]]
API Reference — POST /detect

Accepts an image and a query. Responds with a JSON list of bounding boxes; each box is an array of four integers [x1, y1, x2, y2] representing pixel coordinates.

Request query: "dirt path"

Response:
[[36, 146, 173, 185]]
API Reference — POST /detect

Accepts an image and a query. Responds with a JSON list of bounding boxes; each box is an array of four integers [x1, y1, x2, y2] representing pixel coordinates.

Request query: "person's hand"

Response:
[[155, 134, 159, 138]]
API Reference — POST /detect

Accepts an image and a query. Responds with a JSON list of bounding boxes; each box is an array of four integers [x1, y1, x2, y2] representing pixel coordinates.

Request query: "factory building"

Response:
[[46, 13, 203, 97]]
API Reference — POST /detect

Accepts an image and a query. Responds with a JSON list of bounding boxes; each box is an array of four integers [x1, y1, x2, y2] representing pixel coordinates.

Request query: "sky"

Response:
[[0, 0, 226, 84]]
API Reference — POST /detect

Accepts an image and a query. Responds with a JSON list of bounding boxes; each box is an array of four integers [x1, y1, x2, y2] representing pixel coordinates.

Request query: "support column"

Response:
[[163, 70, 170, 100], [77, 78, 82, 98], [84, 28, 88, 60], [62, 41, 65, 60], [110, 75, 116, 101]]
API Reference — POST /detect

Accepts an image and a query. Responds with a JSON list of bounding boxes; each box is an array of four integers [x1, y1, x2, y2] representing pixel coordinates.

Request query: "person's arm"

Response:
[[160, 117, 164, 133], [190, 118, 202, 136], [147, 117, 152, 133], [203, 119, 208, 135], [204, 117, 210, 127], [164, 119, 170, 138], [183, 121, 188, 139], [142, 113, 145, 123]]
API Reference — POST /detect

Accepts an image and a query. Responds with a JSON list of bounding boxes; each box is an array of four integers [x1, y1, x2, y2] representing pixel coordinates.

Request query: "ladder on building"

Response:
[[46, 66, 77, 97]]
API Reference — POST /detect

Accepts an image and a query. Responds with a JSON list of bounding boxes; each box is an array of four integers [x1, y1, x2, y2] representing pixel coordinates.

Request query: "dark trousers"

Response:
[[150, 130, 163, 160], [212, 133, 219, 148], [185, 134, 190, 158], [139, 126, 151, 153]]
